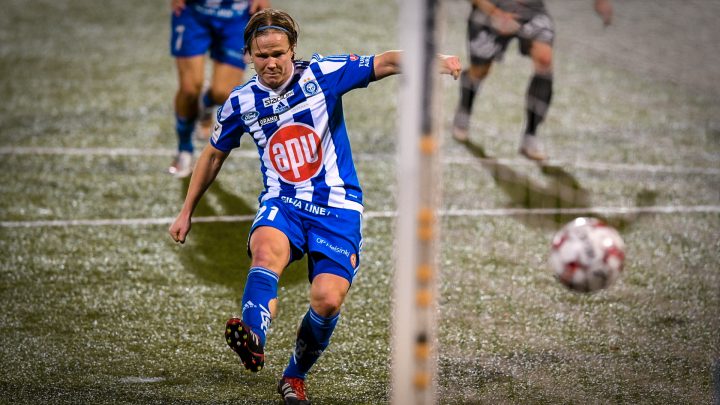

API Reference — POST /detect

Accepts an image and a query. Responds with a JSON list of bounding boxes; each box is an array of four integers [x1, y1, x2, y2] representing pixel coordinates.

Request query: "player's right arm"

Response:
[[169, 145, 229, 243], [372, 51, 461, 81]]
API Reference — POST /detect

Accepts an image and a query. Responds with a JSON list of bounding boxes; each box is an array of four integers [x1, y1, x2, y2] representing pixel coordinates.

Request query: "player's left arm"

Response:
[[250, 0, 271, 14], [594, 0, 613, 26], [372, 51, 461, 80]]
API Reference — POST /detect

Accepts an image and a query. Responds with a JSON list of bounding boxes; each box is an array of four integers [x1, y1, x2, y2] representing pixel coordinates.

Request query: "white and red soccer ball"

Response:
[[549, 217, 626, 293]]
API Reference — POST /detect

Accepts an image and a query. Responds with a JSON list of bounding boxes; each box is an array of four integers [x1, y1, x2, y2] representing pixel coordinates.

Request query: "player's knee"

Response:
[[178, 81, 202, 100], [311, 298, 342, 318], [211, 86, 233, 104], [310, 288, 345, 317], [250, 243, 289, 271], [532, 52, 553, 74], [469, 64, 491, 80], [534, 61, 552, 76]]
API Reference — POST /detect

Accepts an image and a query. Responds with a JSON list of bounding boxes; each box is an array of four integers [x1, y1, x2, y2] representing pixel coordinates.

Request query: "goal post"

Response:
[[392, 0, 444, 403]]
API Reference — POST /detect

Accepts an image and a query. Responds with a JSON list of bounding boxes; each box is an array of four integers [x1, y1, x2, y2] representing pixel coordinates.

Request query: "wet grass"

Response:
[[1, 0, 719, 404]]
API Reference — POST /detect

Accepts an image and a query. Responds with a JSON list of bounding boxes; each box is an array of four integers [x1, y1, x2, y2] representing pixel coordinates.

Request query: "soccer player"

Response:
[[168, 8, 460, 404], [452, 0, 613, 161], [168, 0, 269, 178]]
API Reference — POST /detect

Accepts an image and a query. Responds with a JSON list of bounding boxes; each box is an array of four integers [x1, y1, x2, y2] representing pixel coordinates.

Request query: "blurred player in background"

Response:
[[169, 8, 460, 403], [452, 0, 613, 161], [169, 0, 269, 178]]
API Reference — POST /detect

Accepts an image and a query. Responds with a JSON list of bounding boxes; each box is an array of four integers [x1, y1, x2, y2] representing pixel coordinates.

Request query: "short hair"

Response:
[[244, 9, 299, 55]]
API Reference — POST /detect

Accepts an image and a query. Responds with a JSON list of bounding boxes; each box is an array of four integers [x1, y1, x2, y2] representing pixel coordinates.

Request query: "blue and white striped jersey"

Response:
[[211, 53, 376, 213]]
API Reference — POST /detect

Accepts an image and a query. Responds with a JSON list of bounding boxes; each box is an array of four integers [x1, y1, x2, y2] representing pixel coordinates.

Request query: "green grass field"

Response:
[[1, 0, 719, 403]]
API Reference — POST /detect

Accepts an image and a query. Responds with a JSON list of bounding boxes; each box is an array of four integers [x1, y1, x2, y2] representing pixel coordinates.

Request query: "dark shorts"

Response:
[[467, 7, 555, 65], [248, 196, 363, 284], [170, 6, 248, 69]]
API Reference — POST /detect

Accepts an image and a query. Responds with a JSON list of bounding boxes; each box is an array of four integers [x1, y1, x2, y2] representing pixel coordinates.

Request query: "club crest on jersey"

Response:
[[262, 90, 294, 107], [302, 80, 320, 97], [241, 111, 259, 124], [268, 123, 323, 184]]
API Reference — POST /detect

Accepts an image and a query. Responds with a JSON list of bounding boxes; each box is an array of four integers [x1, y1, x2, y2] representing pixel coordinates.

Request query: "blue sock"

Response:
[[201, 89, 215, 111], [283, 307, 340, 379], [175, 115, 195, 152], [241, 267, 279, 346]]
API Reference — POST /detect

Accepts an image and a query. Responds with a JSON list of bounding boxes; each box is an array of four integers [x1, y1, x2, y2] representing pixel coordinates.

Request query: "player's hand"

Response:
[[169, 214, 191, 244], [489, 9, 521, 36], [437, 54, 461, 80], [250, 0, 271, 14], [171, 0, 186, 17], [594, 0, 613, 26]]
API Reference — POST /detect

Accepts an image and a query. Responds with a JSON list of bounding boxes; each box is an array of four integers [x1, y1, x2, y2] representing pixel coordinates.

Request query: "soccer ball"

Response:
[[549, 217, 625, 293]]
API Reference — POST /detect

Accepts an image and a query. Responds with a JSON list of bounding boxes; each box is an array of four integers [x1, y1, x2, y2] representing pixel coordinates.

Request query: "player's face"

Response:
[[251, 32, 294, 90]]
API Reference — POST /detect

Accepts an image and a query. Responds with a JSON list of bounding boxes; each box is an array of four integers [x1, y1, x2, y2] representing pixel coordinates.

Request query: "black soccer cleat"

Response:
[[277, 376, 311, 405], [225, 318, 265, 372]]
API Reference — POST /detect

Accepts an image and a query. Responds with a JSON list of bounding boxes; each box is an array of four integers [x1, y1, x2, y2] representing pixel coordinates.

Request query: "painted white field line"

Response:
[[2, 146, 718, 175], [0, 146, 258, 159], [0, 215, 256, 228], [2, 205, 718, 228]]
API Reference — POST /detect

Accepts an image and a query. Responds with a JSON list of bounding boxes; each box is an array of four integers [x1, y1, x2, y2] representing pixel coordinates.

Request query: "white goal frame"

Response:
[[392, 0, 444, 403]]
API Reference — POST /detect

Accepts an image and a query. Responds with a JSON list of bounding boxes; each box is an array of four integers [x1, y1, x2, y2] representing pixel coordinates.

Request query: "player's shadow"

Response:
[[175, 177, 307, 294], [457, 139, 656, 231]]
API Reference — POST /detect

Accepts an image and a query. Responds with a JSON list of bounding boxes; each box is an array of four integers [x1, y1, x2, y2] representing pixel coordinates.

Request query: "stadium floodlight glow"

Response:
[[392, 0, 443, 404]]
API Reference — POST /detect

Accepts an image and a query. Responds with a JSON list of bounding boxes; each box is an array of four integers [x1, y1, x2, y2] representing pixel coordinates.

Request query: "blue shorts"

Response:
[[170, 6, 248, 69], [248, 197, 363, 284]]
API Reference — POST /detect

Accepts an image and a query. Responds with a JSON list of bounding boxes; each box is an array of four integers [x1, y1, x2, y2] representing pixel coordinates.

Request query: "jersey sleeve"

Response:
[[210, 94, 246, 152], [313, 53, 376, 97]]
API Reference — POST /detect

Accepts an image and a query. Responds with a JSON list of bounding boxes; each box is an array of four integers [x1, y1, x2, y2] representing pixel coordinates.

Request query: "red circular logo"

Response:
[[268, 123, 323, 184]]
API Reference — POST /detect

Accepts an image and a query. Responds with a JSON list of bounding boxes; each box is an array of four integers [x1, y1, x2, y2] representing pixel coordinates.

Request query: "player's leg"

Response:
[[285, 270, 349, 377], [454, 62, 492, 142], [279, 264, 350, 405], [519, 40, 553, 161], [170, 8, 210, 177], [199, 15, 248, 140], [198, 62, 244, 140], [226, 226, 290, 372], [278, 207, 361, 404], [170, 56, 205, 177], [518, 13, 555, 161], [453, 9, 507, 142], [227, 200, 300, 373]]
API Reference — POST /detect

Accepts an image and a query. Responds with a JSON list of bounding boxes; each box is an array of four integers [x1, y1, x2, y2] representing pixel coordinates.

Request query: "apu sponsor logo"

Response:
[[259, 114, 279, 126], [241, 111, 259, 124], [302, 80, 320, 97], [262, 89, 294, 107], [268, 123, 323, 184]]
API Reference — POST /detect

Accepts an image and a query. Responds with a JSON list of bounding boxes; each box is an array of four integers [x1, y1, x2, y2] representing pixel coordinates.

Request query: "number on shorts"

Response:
[[174, 25, 185, 51], [252, 205, 279, 226]]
